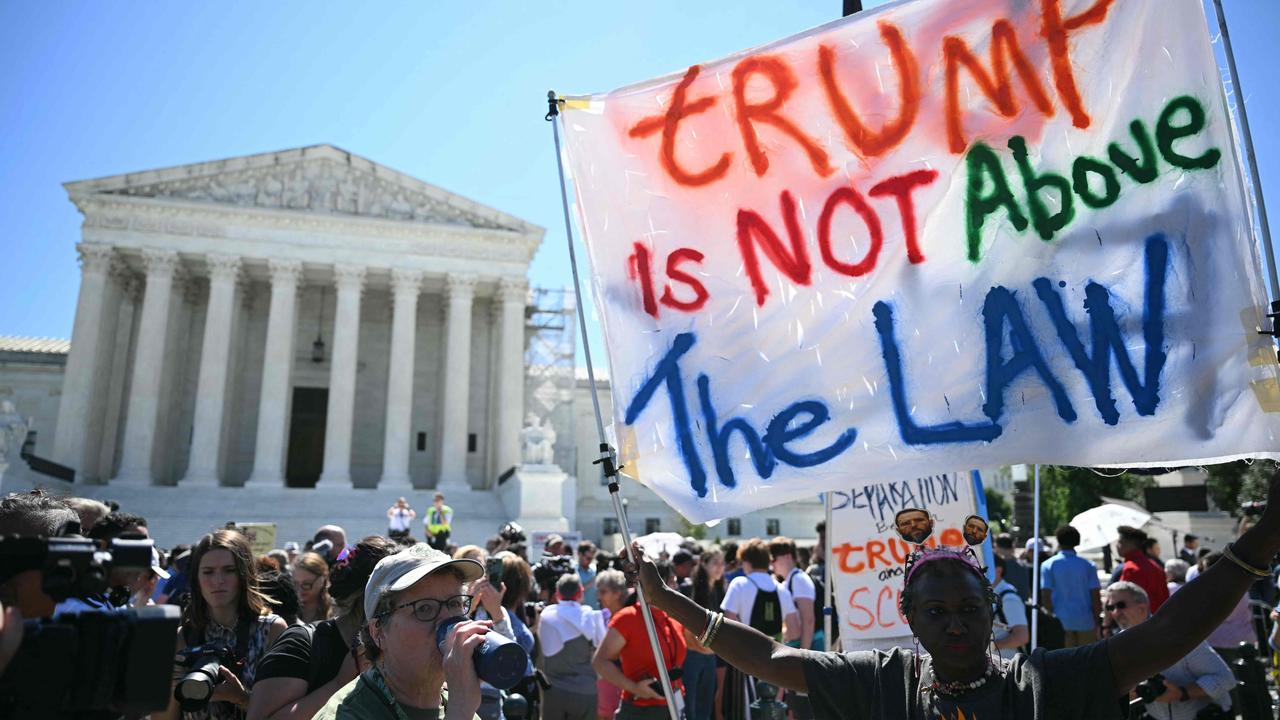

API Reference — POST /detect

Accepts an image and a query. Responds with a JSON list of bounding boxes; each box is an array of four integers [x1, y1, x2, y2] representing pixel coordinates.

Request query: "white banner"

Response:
[[560, 0, 1280, 523], [826, 472, 979, 644]]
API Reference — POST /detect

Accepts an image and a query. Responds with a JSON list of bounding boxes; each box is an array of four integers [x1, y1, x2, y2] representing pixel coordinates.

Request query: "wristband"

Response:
[[1222, 544, 1270, 578]]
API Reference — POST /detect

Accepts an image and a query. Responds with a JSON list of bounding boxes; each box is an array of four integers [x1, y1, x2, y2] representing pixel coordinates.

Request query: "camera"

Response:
[[531, 555, 574, 599], [174, 642, 240, 711], [0, 535, 152, 602], [0, 535, 181, 720], [1133, 674, 1165, 703], [1128, 673, 1166, 718]]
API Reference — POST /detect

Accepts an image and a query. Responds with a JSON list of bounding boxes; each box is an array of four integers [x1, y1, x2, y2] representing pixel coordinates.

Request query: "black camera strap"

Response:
[[183, 615, 254, 666]]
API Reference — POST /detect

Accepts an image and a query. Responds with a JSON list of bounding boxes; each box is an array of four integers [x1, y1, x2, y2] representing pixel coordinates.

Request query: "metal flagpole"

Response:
[[1212, 0, 1278, 304], [1030, 464, 1042, 649], [546, 92, 681, 720], [823, 493, 834, 649]]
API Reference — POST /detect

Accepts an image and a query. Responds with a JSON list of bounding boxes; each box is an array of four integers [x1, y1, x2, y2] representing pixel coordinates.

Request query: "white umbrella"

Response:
[[633, 532, 686, 560], [1070, 503, 1153, 551]]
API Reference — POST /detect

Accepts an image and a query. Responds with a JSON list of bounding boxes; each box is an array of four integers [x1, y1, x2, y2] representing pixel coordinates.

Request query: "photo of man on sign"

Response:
[[895, 508, 935, 546]]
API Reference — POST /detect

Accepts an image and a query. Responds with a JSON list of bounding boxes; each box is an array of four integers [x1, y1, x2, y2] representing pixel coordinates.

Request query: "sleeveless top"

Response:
[[183, 614, 281, 720]]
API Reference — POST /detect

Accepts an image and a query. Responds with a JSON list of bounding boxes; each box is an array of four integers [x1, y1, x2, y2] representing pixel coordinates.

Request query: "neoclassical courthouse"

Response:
[[0, 145, 821, 547]]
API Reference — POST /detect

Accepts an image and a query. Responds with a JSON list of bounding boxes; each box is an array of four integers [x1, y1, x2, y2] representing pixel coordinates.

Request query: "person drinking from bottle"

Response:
[[314, 543, 490, 720]]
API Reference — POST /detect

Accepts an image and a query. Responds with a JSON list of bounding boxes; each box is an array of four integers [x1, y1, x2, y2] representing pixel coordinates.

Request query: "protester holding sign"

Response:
[[623, 471, 1280, 719]]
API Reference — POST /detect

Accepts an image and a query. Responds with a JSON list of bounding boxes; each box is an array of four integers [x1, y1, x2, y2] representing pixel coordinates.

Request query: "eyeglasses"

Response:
[[1104, 601, 1128, 612], [381, 594, 474, 623]]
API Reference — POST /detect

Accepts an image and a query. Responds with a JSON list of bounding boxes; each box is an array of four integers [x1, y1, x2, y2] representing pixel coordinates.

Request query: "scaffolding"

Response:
[[524, 287, 577, 473]]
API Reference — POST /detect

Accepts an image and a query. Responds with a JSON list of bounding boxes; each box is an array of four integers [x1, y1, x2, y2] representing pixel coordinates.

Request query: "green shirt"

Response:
[[313, 670, 479, 720]]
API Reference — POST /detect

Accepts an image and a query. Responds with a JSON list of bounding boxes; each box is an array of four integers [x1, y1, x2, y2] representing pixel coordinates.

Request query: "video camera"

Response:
[[531, 554, 574, 599], [0, 535, 181, 720], [0, 535, 152, 601]]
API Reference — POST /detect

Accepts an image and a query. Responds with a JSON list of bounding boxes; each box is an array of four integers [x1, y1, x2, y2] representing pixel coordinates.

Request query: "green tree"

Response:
[[677, 516, 707, 541], [1204, 460, 1276, 515], [984, 487, 1012, 530], [1035, 466, 1153, 534]]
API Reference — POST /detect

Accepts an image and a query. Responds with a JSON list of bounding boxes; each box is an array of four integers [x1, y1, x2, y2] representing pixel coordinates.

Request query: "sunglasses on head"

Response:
[[1105, 601, 1128, 611]]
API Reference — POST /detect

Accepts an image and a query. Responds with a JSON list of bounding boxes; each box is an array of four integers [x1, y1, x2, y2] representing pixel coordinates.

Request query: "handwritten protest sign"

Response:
[[559, 0, 1280, 523], [826, 472, 979, 645]]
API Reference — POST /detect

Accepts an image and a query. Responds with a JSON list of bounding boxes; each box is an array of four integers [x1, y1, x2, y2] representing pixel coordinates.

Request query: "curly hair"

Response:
[[328, 536, 398, 622]]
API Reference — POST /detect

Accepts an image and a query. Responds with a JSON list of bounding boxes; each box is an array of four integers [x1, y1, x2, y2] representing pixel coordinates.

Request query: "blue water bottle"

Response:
[[436, 615, 529, 690]]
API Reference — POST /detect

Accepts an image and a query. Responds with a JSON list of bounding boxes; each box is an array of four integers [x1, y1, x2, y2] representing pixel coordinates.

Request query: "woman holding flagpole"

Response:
[[622, 471, 1280, 719]]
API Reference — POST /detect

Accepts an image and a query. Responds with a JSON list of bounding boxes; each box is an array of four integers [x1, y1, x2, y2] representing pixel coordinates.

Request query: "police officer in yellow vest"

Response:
[[425, 492, 453, 551]]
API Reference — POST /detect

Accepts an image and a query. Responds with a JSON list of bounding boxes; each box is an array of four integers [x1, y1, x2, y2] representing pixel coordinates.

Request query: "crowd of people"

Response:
[[4, 477, 1280, 720]]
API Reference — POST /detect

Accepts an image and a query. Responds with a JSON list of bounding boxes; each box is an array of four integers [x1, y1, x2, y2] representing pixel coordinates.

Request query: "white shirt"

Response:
[[387, 508, 413, 532], [538, 599, 607, 657], [992, 579, 1028, 661], [782, 567, 816, 602], [721, 571, 797, 621]]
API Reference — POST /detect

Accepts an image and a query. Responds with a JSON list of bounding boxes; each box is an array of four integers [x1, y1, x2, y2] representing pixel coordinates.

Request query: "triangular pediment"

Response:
[[65, 144, 534, 233]]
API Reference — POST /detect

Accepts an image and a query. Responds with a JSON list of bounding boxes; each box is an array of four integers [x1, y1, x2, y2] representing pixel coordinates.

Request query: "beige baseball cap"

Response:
[[364, 543, 483, 620]]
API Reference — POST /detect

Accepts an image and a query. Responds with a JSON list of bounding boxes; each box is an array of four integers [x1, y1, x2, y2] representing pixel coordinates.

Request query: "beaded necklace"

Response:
[[924, 660, 1002, 697]]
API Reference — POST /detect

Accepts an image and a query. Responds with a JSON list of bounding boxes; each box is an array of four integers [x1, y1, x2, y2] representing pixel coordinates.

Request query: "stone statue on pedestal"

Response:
[[520, 413, 557, 466]]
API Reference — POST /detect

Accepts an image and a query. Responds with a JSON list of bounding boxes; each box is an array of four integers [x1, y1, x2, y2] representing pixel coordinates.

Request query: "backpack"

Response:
[[749, 582, 784, 638], [993, 587, 1021, 626]]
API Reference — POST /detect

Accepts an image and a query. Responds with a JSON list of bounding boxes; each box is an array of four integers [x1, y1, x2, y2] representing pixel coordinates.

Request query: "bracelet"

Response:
[[1222, 544, 1270, 578], [700, 612, 724, 648], [705, 613, 724, 648], [698, 611, 721, 646]]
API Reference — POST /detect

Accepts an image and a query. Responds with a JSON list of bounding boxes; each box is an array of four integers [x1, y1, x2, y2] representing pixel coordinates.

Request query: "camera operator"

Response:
[[0, 492, 79, 621], [154, 529, 286, 720], [0, 491, 81, 677], [1106, 581, 1234, 720]]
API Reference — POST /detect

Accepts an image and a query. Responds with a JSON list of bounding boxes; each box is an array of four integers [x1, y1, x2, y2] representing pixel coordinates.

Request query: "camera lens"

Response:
[[174, 657, 222, 707]]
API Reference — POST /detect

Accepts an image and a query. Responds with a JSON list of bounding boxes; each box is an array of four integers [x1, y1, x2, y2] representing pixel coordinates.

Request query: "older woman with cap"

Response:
[[313, 543, 491, 720]]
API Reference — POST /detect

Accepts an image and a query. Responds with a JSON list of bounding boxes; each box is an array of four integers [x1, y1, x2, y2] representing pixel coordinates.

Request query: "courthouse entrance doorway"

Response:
[[286, 387, 327, 488]]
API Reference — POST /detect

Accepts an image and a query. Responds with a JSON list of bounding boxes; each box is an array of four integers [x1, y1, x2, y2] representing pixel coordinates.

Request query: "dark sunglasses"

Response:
[[1104, 601, 1128, 612]]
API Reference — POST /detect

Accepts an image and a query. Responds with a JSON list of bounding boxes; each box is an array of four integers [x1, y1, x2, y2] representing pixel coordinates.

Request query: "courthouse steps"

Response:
[[0, 462, 511, 549]]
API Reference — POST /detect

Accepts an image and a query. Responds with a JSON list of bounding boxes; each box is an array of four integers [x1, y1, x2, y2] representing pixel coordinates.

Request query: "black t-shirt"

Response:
[[802, 643, 1121, 720], [254, 619, 349, 691]]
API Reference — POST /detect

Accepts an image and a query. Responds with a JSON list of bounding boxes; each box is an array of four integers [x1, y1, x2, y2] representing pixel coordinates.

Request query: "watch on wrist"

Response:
[[1178, 686, 1190, 702]]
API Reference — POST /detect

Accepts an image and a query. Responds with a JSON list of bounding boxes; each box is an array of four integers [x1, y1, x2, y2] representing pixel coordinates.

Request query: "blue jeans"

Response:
[[682, 651, 717, 720]]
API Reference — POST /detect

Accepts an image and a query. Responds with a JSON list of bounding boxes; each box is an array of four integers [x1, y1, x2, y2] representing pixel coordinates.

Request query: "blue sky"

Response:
[[1, 1, 1276, 365]]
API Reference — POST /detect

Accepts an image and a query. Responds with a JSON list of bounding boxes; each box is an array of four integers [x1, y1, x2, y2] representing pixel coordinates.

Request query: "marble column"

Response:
[[98, 274, 141, 480], [438, 274, 477, 490], [114, 249, 181, 485], [317, 264, 366, 488], [379, 268, 423, 489], [492, 278, 527, 479], [182, 254, 242, 485], [246, 259, 303, 487], [53, 244, 116, 475]]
